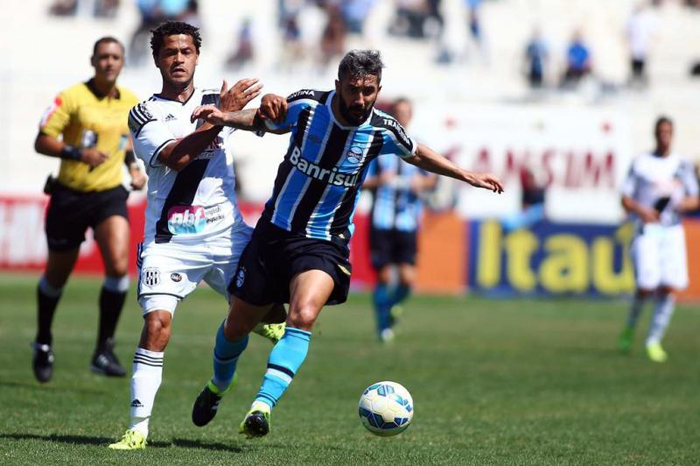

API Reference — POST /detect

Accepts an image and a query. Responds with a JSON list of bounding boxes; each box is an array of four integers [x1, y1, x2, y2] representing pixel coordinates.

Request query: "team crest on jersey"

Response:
[[142, 267, 160, 287], [170, 273, 182, 283], [235, 267, 246, 288], [347, 146, 364, 163]]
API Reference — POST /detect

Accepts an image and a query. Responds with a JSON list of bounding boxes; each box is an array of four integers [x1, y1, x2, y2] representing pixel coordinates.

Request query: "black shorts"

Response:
[[228, 220, 352, 306], [370, 227, 417, 270], [45, 182, 129, 251]]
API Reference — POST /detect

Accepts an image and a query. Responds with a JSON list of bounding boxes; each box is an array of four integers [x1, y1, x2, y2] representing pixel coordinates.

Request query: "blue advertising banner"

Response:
[[468, 220, 635, 297]]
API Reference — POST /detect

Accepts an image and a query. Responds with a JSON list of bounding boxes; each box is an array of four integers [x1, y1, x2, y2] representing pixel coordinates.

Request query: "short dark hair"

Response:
[[655, 115, 673, 132], [92, 36, 124, 57], [338, 50, 384, 82], [150, 21, 202, 59]]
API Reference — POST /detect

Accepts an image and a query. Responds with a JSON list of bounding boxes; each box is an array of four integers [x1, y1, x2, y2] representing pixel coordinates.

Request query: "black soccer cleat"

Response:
[[192, 381, 227, 427], [90, 338, 126, 377], [241, 411, 270, 438], [31, 342, 54, 383]]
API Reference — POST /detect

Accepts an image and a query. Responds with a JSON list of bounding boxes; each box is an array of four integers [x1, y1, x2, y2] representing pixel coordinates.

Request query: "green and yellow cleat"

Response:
[[192, 374, 237, 427], [252, 322, 286, 344], [239, 401, 271, 439], [108, 429, 146, 450], [646, 342, 668, 363], [618, 327, 634, 353]]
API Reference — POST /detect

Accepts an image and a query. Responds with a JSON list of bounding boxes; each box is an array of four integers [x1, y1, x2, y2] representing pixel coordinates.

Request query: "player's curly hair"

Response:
[[150, 21, 202, 60], [338, 50, 385, 82]]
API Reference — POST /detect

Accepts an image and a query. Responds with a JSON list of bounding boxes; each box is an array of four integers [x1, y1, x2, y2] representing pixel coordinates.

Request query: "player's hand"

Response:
[[468, 172, 504, 193], [80, 147, 109, 168], [129, 168, 147, 190], [639, 207, 660, 223], [259, 94, 287, 123], [191, 105, 227, 126], [220, 78, 263, 113]]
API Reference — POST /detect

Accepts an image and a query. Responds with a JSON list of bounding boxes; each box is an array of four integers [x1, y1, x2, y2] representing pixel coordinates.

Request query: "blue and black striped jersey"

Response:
[[261, 89, 417, 240], [368, 155, 426, 232]]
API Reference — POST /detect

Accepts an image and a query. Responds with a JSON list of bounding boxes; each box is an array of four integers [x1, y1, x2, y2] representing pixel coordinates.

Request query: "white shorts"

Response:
[[631, 223, 688, 291], [136, 224, 253, 315]]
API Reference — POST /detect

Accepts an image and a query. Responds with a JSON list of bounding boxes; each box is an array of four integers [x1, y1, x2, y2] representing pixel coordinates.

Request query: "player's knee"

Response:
[[106, 256, 129, 277], [287, 304, 319, 330], [223, 316, 255, 340], [143, 312, 171, 344]]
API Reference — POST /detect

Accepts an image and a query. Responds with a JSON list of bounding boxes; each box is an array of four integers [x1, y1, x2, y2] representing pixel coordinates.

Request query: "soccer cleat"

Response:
[[192, 375, 236, 427], [239, 401, 271, 439], [108, 429, 147, 450], [646, 342, 668, 363], [31, 342, 54, 383], [618, 327, 634, 353], [379, 328, 395, 344], [91, 338, 126, 377], [252, 322, 286, 344]]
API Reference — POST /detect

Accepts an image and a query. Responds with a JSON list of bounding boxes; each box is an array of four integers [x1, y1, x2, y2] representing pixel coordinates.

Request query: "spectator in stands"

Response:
[[226, 19, 254, 70], [320, 3, 347, 68], [562, 31, 592, 87], [626, 2, 658, 88], [129, 0, 191, 66], [341, 0, 377, 35], [391, 0, 430, 38], [49, 0, 77, 16], [94, 0, 120, 18], [524, 28, 549, 89], [502, 166, 546, 231]]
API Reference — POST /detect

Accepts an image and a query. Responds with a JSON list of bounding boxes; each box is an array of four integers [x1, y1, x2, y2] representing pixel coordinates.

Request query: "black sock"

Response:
[[97, 287, 127, 350], [36, 285, 61, 346]]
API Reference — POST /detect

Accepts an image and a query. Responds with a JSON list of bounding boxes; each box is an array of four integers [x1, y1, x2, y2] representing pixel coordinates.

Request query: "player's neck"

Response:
[[654, 146, 670, 157], [160, 81, 195, 103], [331, 94, 352, 127]]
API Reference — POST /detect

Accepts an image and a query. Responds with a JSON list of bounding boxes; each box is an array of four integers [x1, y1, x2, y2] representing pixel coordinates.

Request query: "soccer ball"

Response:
[[358, 381, 414, 437]]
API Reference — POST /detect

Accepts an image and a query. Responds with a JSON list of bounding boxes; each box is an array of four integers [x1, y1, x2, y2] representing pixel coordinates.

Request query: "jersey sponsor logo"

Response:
[[39, 96, 62, 128], [235, 267, 246, 288], [382, 117, 412, 149], [142, 267, 160, 287], [170, 273, 182, 282], [288, 89, 315, 100], [167, 205, 207, 235], [289, 146, 361, 187]]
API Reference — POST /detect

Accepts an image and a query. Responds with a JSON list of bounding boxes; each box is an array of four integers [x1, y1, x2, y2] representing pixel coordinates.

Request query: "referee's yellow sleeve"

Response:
[[39, 90, 74, 138]]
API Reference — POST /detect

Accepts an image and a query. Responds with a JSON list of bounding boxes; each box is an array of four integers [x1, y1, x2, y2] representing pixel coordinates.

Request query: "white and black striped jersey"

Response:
[[621, 151, 699, 227], [128, 88, 243, 245]]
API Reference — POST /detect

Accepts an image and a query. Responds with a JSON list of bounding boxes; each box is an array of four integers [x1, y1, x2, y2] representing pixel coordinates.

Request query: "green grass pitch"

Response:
[[1, 273, 699, 465]]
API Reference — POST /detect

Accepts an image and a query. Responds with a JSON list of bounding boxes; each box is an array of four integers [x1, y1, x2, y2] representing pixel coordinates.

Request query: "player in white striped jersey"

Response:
[[618, 116, 699, 362], [109, 21, 285, 451]]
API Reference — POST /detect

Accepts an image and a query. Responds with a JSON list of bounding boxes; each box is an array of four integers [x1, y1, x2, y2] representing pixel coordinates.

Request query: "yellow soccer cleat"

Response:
[[252, 322, 286, 344], [239, 401, 271, 439], [646, 342, 668, 363], [108, 429, 147, 450]]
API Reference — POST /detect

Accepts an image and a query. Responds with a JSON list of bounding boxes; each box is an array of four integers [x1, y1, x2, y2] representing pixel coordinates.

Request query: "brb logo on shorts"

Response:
[[168, 205, 206, 235], [142, 267, 160, 287]]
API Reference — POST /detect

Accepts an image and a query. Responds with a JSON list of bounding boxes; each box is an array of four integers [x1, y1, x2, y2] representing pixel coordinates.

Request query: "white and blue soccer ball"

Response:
[[358, 381, 414, 437]]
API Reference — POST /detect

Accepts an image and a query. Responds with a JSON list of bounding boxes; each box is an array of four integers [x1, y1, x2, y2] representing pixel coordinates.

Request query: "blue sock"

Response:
[[391, 284, 411, 307], [255, 327, 311, 409], [212, 321, 249, 392], [373, 284, 392, 334]]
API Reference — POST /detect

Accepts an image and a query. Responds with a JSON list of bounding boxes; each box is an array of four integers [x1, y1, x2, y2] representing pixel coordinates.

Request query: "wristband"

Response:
[[59, 145, 82, 161]]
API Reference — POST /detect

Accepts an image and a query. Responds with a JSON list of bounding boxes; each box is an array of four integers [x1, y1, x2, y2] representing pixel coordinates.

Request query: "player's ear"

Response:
[[335, 79, 340, 92]]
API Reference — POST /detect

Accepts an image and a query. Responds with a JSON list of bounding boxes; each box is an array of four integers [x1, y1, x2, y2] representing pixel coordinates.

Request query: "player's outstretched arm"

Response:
[[191, 93, 292, 134], [159, 79, 261, 171], [404, 143, 504, 193]]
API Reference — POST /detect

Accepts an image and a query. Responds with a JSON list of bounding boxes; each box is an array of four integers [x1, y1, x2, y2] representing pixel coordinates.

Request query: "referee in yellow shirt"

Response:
[[32, 37, 146, 383]]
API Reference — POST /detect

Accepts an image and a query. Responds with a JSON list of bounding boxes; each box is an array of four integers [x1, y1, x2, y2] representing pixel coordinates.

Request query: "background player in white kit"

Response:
[[109, 21, 285, 450], [618, 116, 699, 362]]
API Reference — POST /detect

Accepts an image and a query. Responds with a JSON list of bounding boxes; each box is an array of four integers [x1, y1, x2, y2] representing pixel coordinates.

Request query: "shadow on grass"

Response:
[[0, 433, 243, 453], [0, 380, 105, 395]]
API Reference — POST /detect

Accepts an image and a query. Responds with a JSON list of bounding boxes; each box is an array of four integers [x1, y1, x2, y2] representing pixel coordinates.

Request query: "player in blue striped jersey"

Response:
[[190, 50, 504, 438]]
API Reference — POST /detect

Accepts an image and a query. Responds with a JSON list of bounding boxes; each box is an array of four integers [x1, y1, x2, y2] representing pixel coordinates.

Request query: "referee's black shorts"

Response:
[[370, 227, 417, 270], [45, 182, 129, 252], [228, 219, 352, 306]]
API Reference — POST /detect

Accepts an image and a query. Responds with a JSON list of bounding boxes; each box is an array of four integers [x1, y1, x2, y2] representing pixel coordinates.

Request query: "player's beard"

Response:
[[338, 95, 374, 126]]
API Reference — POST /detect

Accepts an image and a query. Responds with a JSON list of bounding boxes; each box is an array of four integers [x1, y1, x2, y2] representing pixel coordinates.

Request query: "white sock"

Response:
[[646, 293, 675, 345], [626, 293, 647, 328], [129, 348, 164, 437]]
